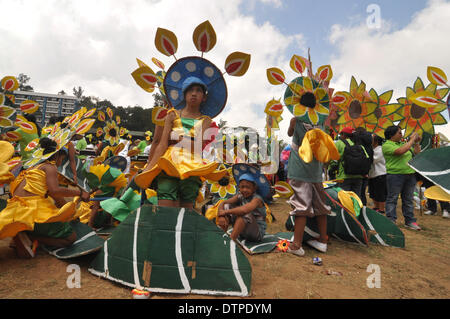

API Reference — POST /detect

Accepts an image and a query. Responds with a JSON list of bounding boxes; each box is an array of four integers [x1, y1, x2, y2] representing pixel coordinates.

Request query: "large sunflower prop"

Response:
[[395, 68, 449, 138], [266, 54, 332, 126], [207, 165, 237, 199], [332, 76, 378, 131], [96, 107, 128, 146], [329, 66, 449, 139]]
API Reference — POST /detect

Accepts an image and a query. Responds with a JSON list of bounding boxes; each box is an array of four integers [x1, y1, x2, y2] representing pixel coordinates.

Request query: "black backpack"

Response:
[[342, 139, 371, 175]]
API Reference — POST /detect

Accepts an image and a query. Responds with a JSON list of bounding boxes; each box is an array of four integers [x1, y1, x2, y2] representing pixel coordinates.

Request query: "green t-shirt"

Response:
[[287, 119, 323, 183], [75, 137, 87, 151], [382, 140, 415, 174], [335, 138, 363, 180]]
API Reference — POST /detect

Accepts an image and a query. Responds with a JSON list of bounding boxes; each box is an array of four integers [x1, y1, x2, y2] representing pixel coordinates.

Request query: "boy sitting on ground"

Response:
[[217, 164, 270, 242]]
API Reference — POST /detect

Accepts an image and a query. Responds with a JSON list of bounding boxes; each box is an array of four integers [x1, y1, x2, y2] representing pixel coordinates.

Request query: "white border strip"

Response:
[[175, 208, 190, 293], [133, 207, 142, 289], [88, 267, 249, 296], [417, 168, 450, 176], [230, 240, 248, 296], [340, 208, 364, 245], [361, 207, 388, 246], [72, 231, 96, 245], [104, 239, 109, 275]]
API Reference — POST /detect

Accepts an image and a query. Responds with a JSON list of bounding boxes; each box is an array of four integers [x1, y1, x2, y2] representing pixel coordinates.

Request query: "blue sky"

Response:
[[241, 0, 429, 66]]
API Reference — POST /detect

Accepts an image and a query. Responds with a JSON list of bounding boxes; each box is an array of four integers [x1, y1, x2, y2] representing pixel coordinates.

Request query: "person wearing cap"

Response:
[[334, 126, 367, 195], [216, 165, 268, 242], [136, 76, 225, 209]]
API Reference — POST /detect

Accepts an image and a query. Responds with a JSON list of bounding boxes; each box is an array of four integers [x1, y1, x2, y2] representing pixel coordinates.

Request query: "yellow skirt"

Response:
[[135, 146, 226, 189], [0, 195, 76, 239]]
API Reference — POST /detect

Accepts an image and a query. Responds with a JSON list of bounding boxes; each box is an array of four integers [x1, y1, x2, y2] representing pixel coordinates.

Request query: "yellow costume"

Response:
[[135, 109, 226, 189], [0, 162, 76, 239]]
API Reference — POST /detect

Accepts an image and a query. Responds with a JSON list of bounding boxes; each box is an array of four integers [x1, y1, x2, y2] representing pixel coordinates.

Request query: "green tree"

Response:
[[73, 86, 84, 99], [17, 73, 33, 91]]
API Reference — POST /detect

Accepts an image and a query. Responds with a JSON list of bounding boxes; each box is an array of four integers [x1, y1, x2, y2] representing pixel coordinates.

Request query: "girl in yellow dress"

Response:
[[135, 77, 226, 209], [0, 137, 90, 258]]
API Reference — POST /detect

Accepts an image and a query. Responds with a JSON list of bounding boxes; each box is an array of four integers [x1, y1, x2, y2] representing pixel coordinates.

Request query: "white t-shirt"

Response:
[[368, 145, 386, 178]]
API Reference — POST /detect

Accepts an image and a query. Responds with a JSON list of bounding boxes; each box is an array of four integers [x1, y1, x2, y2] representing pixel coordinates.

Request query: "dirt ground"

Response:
[[0, 197, 449, 299]]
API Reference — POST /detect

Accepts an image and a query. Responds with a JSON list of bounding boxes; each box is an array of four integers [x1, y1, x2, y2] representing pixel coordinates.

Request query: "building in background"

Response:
[[13, 91, 80, 126]]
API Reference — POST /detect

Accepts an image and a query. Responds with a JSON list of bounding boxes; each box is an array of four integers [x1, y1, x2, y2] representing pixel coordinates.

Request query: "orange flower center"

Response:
[[349, 100, 362, 119], [410, 103, 425, 119]]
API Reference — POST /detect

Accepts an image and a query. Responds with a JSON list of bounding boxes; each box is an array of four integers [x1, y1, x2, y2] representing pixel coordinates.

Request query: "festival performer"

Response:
[[267, 57, 339, 255], [135, 76, 225, 209], [368, 134, 387, 214], [382, 125, 422, 230], [130, 21, 251, 211], [0, 137, 90, 258], [216, 164, 269, 242]]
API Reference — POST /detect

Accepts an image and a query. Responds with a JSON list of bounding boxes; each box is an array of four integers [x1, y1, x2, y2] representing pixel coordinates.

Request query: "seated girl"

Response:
[[0, 137, 90, 258]]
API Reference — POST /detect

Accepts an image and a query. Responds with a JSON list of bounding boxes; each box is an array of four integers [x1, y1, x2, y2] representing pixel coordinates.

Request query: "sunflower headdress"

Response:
[[22, 107, 96, 168], [131, 20, 251, 123], [266, 54, 333, 126], [0, 75, 42, 141]]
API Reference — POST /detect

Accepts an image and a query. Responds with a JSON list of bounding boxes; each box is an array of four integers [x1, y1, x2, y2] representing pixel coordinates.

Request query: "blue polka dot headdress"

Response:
[[232, 163, 271, 199], [131, 20, 251, 119]]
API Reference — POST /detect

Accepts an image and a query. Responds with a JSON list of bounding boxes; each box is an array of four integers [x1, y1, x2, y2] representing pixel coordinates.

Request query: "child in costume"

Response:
[[0, 137, 90, 258], [216, 164, 269, 242], [286, 116, 332, 256], [135, 76, 226, 209]]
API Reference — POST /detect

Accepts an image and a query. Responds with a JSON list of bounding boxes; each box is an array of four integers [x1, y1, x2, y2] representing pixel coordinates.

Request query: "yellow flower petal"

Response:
[[284, 95, 300, 106], [308, 108, 319, 125], [303, 77, 313, 91], [293, 104, 307, 117]]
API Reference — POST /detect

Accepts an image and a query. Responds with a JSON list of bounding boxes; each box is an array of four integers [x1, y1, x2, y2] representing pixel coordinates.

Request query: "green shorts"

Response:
[[156, 172, 202, 204], [29, 222, 74, 239]]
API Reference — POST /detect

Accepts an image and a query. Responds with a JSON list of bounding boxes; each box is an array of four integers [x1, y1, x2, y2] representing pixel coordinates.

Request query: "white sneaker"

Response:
[[286, 244, 305, 257], [443, 210, 449, 219], [424, 210, 437, 215], [306, 239, 327, 253]]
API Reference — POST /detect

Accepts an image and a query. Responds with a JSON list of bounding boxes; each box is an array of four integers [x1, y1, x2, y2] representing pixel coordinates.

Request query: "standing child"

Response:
[[217, 164, 270, 242], [368, 134, 387, 214], [287, 117, 332, 256]]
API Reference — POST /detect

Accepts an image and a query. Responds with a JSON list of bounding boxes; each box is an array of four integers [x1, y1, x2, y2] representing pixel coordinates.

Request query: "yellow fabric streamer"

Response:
[[298, 128, 340, 163], [337, 190, 363, 217], [424, 185, 450, 202]]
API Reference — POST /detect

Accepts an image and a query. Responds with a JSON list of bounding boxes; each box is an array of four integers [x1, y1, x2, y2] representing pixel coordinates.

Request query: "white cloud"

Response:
[[2, 0, 449, 144], [327, 0, 450, 138], [0, 0, 299, 142]]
